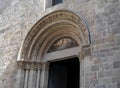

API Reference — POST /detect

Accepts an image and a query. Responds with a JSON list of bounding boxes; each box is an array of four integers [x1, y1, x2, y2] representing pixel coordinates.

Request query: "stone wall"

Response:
[[0, 0, 120, 88], [0, 0, 44, 87]]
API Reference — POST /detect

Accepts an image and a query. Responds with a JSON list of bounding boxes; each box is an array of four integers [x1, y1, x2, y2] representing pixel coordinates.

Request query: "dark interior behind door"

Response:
[[48, 57, 79, 88]]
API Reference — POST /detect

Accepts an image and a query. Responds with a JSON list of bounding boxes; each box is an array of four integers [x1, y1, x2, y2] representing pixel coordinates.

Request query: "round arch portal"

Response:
[[17, 10, 91, 62], [16, 10, 91, 88]]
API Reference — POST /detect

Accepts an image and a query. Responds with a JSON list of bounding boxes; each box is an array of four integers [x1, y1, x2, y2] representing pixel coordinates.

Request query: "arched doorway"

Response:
[[16, 10, 91, 88]]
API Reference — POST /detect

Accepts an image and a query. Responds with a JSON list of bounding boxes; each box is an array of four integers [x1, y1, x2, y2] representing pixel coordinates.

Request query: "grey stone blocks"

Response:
[[0, 0, 120, 88]]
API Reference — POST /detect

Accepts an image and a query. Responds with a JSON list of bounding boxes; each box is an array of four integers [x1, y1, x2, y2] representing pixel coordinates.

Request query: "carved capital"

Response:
[[79, 51, 84, 61], [41, 62, 49, 71], [37, 62, 42, 70], [17, 61, 44, 70], [17, 61, 25, 70], [25, 61, 31, 70], [31, 62, 38, 70]]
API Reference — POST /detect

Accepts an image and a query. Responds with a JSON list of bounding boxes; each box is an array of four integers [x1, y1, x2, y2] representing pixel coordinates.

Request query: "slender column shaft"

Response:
[[36, 70, 41, 88], [40, 63, 49, 88], [28, 69, 37, 88], [24, 70, 29, 88], [40, 70, 45, 88]]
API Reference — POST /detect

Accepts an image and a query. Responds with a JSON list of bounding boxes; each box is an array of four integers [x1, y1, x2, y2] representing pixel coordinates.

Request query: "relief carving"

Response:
[[17, 61, 50, 71], [48, 37, 78, 52]]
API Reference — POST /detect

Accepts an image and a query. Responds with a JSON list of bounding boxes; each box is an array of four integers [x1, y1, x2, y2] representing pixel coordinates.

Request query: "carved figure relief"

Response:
[[48, 37, 78, 53]]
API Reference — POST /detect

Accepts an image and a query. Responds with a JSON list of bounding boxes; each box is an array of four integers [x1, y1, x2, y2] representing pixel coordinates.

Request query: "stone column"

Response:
[[40, 62, 49, 88], [36, 63, 42, 88], [15, 61, 25, 88], [28, 64, 37, 88], [24, 70, 29, 88]]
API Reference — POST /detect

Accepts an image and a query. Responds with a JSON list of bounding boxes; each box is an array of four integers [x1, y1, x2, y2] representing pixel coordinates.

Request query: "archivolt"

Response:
[[17, 10, 91, 61]]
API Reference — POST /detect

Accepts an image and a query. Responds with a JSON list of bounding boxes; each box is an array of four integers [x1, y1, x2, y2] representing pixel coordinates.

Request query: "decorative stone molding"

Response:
[[31, 62, 40, 70], [78, 45, 91, 61], [82, 44, 91, 56], [79, 51, 84, 61], [41, 62, 50, 71], [17, 61, 44, 70], [18, 10, 91, 61], [17, 60, 25, 70]]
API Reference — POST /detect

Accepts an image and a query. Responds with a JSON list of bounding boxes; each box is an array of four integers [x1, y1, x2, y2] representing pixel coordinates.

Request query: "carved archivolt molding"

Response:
[[18, 10, 90, 61]]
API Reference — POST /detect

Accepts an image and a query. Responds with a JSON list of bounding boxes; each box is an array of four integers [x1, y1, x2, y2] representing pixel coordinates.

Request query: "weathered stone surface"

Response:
[[0, 0, 120, 88], [113, 61, 120, 69], [93, 58, 102, 64], [117, 83, 120, 88], [98, 71, 106, 78], [101, 63, 113, 70], [112, 77, 120, 83], [96, 85, 106, 88], [107, 83, 117, 88], [0, 0, 13, 13], [91, 65, 99, 71]]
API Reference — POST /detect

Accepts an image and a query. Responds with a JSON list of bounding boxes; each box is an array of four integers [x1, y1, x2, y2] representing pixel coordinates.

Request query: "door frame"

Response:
[[41, 47, 82, 88]]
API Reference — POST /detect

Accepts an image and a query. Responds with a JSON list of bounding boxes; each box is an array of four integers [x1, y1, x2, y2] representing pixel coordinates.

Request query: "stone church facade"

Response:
[[0, 0, 120, 88]]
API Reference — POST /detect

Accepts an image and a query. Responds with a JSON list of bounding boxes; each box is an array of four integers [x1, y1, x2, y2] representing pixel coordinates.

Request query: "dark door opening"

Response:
[[48, 57, 80, 88]]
